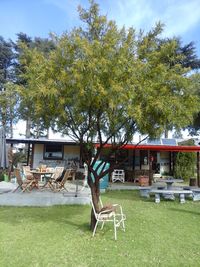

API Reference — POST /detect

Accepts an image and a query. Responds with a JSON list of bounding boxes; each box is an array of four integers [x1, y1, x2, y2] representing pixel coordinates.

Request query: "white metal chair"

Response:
[[111, 169, 125, 183], [90, 197, 126, 240]]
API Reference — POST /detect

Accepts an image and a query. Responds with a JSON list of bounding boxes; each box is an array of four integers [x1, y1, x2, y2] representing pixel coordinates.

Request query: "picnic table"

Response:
[[157, 178, 183, 189], [150, 189, 193, 203]]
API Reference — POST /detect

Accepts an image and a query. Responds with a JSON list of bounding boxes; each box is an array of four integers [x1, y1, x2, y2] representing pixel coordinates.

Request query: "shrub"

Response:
[[174, 152, 196, 180]]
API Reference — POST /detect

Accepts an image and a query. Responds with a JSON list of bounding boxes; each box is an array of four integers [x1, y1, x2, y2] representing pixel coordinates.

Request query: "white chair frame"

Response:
[[111, 169, 125, 183], [90, 197, 126, 240]]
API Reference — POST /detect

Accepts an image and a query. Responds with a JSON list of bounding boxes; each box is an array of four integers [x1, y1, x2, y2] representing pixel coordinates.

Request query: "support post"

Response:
[[197, 152, 200, 187], [148, 150, 152, 186], [27, 142, 30, 166]]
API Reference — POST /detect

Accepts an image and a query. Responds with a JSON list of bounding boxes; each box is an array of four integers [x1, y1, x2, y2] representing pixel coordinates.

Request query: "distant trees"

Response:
[[0, 36, 19, 137], [14, 33, 55, 138], [187, 73, 200, 136], [157, 38, 200, 137]]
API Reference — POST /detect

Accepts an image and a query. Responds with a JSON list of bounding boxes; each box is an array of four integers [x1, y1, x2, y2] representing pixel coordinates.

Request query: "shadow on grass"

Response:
[[105, 190, 141, 201], [0, 204, 91, 227], [169, 207, 200, 216]]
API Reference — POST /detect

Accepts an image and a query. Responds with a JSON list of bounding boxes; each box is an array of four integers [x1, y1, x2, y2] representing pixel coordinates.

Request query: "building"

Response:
[[6, 137, 200, 184]]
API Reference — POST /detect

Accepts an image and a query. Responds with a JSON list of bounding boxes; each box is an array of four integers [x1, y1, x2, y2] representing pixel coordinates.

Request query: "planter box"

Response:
[[139, 175, 149, 186]]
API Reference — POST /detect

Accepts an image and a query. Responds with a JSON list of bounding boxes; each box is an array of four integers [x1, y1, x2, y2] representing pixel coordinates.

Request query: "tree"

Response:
[[152, 37, 200, 137], [18, 0, 198, 229], [0, 36, 19, 135], [186, 73, 200, 135], [14, 33, 55, 138]]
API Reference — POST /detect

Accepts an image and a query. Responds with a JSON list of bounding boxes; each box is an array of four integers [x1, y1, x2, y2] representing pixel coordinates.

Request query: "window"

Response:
[[44, 144, 63, 160]]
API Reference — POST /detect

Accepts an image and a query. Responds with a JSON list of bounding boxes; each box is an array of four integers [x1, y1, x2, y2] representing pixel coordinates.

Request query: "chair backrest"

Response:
[[112, 169, 125, 177], [60, 169, 76, 186], [22, 165, 33, 179], [52, 167, 64, 180], [14, 168, 24, 187]]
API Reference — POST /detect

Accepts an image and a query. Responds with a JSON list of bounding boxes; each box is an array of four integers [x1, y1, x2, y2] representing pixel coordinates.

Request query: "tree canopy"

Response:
[[18, 1, 199, 220], [19, 1, 198, 143]]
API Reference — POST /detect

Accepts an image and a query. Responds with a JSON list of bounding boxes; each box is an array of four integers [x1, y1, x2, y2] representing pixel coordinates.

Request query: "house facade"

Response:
[[6, 137, 200, 184]]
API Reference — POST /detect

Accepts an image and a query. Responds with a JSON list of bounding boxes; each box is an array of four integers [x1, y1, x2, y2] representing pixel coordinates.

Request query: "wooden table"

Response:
[[30, 170, 54, 189]]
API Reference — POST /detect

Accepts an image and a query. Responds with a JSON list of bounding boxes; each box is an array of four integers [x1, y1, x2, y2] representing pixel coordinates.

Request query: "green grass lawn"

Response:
[[1, 190, 200, 267]]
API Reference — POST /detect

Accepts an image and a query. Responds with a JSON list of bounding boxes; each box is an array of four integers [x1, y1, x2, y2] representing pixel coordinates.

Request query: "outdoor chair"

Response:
[[111, 169, 125, 183], [53, 168, 76, 192], [43, 166, 64, 190], [13, 168, 34, 193], [22, 165, 34, 180], [90, 197, 126, 240]]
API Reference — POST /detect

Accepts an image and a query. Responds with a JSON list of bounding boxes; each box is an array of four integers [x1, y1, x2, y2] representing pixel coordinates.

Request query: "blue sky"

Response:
[[0, 0, 200, 55]]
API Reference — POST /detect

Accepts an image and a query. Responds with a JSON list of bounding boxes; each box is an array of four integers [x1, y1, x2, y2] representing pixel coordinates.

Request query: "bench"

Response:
[[150, 189, 193, 204], [192, 189, 200, 201], [139, 187, 152, 198]]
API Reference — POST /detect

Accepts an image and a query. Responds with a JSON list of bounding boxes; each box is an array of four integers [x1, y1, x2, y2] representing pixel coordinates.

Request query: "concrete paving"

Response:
[[0, 181, 91, 206]]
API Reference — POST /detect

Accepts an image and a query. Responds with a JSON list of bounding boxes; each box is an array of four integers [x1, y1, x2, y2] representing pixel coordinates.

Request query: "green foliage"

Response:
[[174, 152, 196, 180], [187, 73, 200, 135], [17, 1, 199, 192], [15, 33, 55, 137], [0, 36, 18, 132], [19, 1, 198, 142], [12, 151, 27, 168]]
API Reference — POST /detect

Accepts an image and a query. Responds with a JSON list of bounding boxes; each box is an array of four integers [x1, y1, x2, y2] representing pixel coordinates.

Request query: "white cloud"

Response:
[[162, 1, 200, 37], [105, 0, 200, 38]]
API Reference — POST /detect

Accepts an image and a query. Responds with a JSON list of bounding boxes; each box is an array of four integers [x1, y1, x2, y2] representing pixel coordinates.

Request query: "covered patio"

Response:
[[99, 139, 200, 186]]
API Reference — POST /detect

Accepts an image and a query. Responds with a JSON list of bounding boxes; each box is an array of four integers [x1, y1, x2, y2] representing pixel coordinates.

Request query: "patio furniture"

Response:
[[139, 186, 152, 198], [22, 165, 34, 180], [13, 168, 35, 193], [157, 178, 183, 189], [30, 169, 55, 189], [111, 169, 125, 183], [43, 166, 64, 190], [90, 197, 126, 240], [150, 189, 193, 203], [192, 189, 200, 201], [54, 168, 76, 192]]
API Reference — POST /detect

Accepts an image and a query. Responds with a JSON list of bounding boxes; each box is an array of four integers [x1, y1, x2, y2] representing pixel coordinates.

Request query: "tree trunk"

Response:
[[164, 129, 168, 138], [26, 118, 32, 138], [89, 181, 100, 231], [90, 207, 97, 231]]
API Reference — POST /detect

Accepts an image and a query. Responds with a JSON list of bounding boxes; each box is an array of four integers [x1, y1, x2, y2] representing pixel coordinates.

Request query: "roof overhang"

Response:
[[98, 144, 200, 152], [6, 138, 79, 146]]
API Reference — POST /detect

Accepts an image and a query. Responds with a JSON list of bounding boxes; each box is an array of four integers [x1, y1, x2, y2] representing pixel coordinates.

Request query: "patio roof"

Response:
[[98, 143, 200, 152], [122, 144, 200, 152], [6, 138, 200, 152]]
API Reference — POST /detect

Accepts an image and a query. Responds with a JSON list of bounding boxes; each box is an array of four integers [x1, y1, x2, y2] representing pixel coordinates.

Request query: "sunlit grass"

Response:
[[1, 190, 200, 267]]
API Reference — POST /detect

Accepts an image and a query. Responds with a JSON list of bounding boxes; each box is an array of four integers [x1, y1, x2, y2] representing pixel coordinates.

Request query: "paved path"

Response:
[[0, 181, 91, 206]]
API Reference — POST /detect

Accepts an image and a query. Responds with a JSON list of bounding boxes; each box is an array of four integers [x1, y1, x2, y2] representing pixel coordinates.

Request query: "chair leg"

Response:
[[100, 221, 105, 230], [12, 185, 20, 193], [93, 220, 99, 237], [121, 216, 126, 231], [113, 216, 117, 240]]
